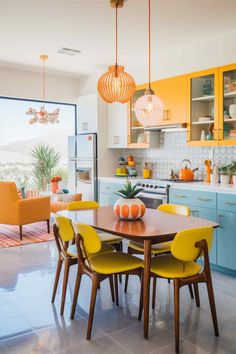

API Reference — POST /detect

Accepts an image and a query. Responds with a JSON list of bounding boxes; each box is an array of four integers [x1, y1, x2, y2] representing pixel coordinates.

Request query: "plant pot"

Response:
[[220, 175, 230, 186], [233, 175, 236, 187], [51, 181, 59, 193], [114, 198, 146, 220]]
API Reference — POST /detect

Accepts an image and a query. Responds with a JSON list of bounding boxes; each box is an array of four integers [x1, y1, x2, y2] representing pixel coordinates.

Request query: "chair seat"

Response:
[[98, 232, 123, 244], [128, 240, 171, 254], [67, 243, 115, 258], [88, 252, 143, 274], [150, 254, 202, 279]]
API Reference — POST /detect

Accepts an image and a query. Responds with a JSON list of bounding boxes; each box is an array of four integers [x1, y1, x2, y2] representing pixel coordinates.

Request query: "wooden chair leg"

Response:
[[188, 284, 194, 299], [124, 274, 129, 293], [206, 275, 219, 337], [51, 259, 63, 303], [168, 279, 171, 284], [114, 274, 119, 306], [70, 270, 82, 319], [109, 275, 115, 302], [119, 241, 123, 283], [193, 283, 200, 307], [174, 279, 180, 354], [19, 225, 23, 240], [60, 258, 70, 316], [87, 276, 98, 340], [152, 277, 157, 309], [138, 273, 144, 321], [46, 219, 50, 233]]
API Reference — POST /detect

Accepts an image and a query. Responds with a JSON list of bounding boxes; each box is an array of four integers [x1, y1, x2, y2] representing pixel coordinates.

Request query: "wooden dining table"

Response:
[[58, 206, 218, 339]]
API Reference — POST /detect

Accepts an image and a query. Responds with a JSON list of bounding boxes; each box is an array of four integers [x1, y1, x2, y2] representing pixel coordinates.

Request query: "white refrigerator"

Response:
[[68, 134, 98, 201]]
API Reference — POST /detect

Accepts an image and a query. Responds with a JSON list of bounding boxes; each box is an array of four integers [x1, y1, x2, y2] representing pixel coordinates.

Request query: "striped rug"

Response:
[[0, 222, 54, 249]]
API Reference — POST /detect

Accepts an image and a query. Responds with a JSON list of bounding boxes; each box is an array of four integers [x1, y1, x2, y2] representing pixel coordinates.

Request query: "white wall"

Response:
[[0, 66, 79, 103], [77, 28, 236, 94]]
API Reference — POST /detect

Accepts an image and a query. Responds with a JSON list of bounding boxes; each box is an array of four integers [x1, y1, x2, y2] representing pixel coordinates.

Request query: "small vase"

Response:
[[51, 181, 59, 193], [220, 175, 230, 186], [114, 198, 146, 220]]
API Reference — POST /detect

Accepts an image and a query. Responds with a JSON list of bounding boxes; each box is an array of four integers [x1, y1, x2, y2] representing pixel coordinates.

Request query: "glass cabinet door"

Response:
[[188, 69, 218, 145], [219, 64, 236, 144], [128, 89, 149, 146]]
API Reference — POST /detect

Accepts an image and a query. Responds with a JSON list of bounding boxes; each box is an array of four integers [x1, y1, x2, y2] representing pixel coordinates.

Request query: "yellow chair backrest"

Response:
[[158, 203, 190, 217], [55, 216, 74, 242], [73, 222, 101, 254], [171, 226, 213, 261], [0, 181, 19, 204], [67, 201, 99, 211]]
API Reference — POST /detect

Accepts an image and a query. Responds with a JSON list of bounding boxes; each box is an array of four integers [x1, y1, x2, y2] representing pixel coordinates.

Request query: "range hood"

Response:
[[144, 123, 187, 132]]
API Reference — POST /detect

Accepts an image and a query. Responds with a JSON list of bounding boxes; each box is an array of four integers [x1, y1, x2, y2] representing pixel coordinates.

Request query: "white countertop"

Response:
[[169, 182, 236, 194]]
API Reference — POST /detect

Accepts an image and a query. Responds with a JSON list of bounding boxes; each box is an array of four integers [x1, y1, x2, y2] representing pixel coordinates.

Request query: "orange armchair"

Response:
[[0, 182, 50, 240]]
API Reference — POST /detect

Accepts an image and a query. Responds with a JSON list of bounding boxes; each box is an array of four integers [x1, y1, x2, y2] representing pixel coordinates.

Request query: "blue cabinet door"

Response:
[[217, 210, 236, 271], [189, 206, 217, 265], [99, 193, 120, 207]]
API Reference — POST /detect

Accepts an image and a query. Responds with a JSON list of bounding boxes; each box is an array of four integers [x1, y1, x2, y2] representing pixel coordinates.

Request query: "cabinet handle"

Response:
[[187, 129, 190, 143], [198, 198, 212, 202], [82, 122, 88, 131], [174, 194, 186, 199], [166, 110, 171, 121], [224, 201, 236, 205], [218, 214, 224, 228], [191, 210, 199, 217], [163, 110, 167, 121], [113, 136, 120, 145]]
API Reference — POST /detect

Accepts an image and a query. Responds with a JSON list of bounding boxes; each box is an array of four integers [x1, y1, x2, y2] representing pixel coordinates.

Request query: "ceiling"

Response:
[[0, 0, 236, 78]]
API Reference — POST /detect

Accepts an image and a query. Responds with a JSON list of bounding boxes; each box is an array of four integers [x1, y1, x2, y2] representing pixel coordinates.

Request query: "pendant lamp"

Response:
[[97, 0, 136, 103], [26, 55, 60, 125], [134, 0, 163, 126]]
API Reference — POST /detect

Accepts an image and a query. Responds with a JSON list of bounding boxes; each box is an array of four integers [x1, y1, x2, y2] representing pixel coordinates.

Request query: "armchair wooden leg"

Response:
[[60, 258, 70, 316], [174, 279, 180, 354], [51, 259, 63, 303], [87, 276, 98, 340], [109, 275, 115, 302], [152, 277, 157, 309], [19, 225, 23, 240], [193, 283, 200, 307], [206, 275, 219, 337], [46, 219, 50, 233], [138, 272, 144, 321], [188, 284, 194, 299], [70, 270, 82, 319]]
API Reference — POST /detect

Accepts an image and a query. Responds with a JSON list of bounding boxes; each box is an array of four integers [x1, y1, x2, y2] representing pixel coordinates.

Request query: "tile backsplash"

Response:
[[124, 131, 236, 180]]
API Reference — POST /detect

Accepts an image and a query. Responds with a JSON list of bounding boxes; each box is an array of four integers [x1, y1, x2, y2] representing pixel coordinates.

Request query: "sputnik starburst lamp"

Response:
[[134, 0, 164, 126], [26, 55, 60, 125], [97, 0, 136, 103]]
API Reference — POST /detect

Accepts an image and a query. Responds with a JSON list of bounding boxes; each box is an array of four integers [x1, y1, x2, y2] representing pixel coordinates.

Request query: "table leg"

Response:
[[143, 239, 151, 339]]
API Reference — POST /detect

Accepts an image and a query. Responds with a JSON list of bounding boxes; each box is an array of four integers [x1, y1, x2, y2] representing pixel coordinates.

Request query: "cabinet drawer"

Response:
[[217, 193, 236, 212], [99, 181, 123, 195], [169, 188, 216, 209]]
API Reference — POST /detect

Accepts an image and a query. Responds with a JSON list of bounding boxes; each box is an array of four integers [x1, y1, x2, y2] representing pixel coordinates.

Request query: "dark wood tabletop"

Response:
[[58, 206, 218, 244]]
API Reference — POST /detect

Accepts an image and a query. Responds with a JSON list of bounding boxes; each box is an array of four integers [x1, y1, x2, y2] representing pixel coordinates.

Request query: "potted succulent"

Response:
[[114, 180, 145, 220], [219, 165, 230, 185], [227, 161, 236, 185]]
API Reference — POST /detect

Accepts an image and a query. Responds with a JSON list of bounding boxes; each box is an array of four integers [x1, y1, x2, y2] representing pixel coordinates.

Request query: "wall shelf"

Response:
[[192, 95, 214, 102]]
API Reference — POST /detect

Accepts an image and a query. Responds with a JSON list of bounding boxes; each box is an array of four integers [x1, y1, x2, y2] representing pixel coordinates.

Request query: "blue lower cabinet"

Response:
[[217, 210, 236, 271], [99, 193, 119, 207], [189, 206, 217, 265]]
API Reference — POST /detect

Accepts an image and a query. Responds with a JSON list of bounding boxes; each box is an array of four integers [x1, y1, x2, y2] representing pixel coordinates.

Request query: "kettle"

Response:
[[179, 159, 198, 181]]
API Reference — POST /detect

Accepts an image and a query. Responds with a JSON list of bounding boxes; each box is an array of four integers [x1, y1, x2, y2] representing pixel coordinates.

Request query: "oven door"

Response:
[[138, 192, 167, 209]]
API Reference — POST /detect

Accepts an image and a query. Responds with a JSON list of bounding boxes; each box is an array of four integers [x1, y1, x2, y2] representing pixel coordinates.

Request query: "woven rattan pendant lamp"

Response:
[[134, 0, 163, 126], [97, 0, 136, 103]]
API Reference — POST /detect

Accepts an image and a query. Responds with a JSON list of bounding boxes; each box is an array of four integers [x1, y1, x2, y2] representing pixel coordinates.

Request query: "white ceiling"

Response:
[[0, 0, 236, 78]]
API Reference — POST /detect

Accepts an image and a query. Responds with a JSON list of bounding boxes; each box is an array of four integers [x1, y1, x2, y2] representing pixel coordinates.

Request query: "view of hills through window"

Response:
[[0, 97, 75, 190]]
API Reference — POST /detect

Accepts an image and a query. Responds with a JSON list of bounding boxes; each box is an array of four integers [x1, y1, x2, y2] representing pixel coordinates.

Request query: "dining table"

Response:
[[58, 206, 218, 339]]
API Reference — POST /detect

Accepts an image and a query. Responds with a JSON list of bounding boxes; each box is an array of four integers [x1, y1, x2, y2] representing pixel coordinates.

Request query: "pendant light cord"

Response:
[[148, 0, 151, 88], [42, 58, 45, 106], [115, 3, 118, 67]]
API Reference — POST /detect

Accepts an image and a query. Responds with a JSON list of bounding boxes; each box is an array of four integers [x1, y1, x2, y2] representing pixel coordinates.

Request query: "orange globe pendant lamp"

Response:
[[97, 0, 136, 103], [135, 0, 164, 126]]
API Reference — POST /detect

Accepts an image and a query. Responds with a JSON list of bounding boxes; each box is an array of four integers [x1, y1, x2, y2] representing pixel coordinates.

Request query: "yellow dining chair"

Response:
[[139, 226, 219, 354], [124, 204, 191, 307], [70, 222, 143, 339], [52, 216, 115, 315], [67, 200, 124, 283]]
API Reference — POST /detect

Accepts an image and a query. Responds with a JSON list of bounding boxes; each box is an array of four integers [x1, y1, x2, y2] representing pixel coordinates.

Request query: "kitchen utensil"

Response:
[[128, 160, 135, 167], [179, 159, 198, 181], [204, 160, 212, 183], [128, 168, 137, 176], [206, 132, 213, 140], [229, 104, 236, 118], [200, 130, 206, 141], [143, 169, 151, 179]]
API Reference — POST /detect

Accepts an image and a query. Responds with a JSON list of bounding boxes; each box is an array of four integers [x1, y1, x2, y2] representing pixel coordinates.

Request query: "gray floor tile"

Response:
[[0, 315, 33, 340], [155, 338, 210, 354]]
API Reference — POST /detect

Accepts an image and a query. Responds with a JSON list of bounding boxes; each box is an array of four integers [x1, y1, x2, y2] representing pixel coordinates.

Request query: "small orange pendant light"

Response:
[[97, 0, 136, 103], [135, 0, 164, 126]]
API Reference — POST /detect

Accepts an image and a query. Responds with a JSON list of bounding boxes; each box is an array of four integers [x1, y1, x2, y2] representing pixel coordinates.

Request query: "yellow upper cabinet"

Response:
[[187, 68, 219, 146], [218, 63, 236, 146], [151, 74, 187, 126]]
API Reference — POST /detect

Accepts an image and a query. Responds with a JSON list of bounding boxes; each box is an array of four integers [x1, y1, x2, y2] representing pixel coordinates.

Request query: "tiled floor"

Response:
[[0, 241, 236, 354]]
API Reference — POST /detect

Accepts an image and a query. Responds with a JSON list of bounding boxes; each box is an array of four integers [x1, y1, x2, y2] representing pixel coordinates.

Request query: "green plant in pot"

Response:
[[15, 175, 29, 199], [227, 161, 236, 185], [113, 179, 145, 220], [219, 165, 230, 185]]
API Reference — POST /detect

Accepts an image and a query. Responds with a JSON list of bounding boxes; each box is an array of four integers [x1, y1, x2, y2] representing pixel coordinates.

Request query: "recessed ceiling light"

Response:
[[57, 47, 82, 56]]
